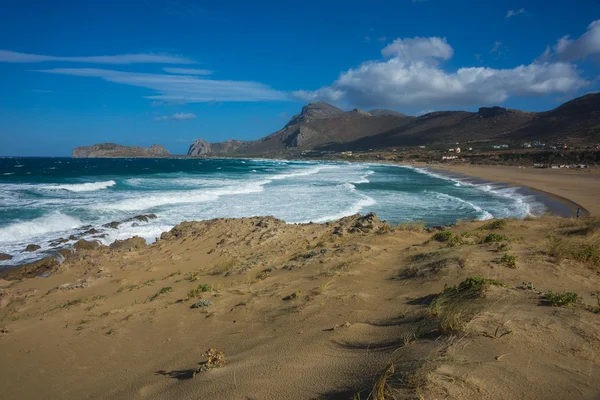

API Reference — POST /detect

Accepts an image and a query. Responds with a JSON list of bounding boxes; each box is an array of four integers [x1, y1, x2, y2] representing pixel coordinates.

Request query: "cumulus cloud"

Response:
[[154, 112, 196, 121], [35, 68, 287, 102], [0, 50, 195, 64], [543, 19, 600, 61], [506, 8, 526, 18], [381, 37, 453, 63], [162, 67, 213, 75], [293, 35, 588, 109]]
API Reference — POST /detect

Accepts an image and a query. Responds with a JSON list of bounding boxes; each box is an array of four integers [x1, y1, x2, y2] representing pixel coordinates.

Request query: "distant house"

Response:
[[418, 146, 426, 149], [455, 147, 461, 154], [448, 148, 455, 152], [522, 143, 532, 148], [442, 155, 458, 160]]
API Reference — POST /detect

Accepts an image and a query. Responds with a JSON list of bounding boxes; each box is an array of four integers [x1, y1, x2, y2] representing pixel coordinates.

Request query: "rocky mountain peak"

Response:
[[477, 106, 513, 118], [286, 101, 344, 127]]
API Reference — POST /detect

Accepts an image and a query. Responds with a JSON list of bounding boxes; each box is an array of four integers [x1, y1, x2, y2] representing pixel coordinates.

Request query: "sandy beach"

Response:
[[431, 164, 600, 217], [1, 210, 599, 399]]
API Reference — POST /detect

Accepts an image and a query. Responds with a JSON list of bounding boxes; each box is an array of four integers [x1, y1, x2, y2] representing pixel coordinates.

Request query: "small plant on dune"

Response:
[[208, 259, 236, 276], [283, 290, 302, 301], [483, 233, 507, 243], [432, 230, 453, 242], [481, 219, 507, 230], [186, 271, 200, 282], [501, 253, 517, 268], [396, 221, 426, 232], [429, 277, 505, 334], [195, 348, 226, 374], [431, 230, 464, 247], [544, 290, 578, 307], [148, 287, 172, 302], [187, 283, 213, 299]]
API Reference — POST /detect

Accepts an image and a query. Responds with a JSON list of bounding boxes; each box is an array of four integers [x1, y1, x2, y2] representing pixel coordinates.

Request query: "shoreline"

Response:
[[424, 164, 599, 217], [1, 158, 593, 271]]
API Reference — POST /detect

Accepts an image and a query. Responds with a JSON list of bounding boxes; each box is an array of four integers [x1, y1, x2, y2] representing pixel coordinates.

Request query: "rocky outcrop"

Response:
[[72, 143, 171, 158], [0, 257, 59, 280], [23, 244, 41, 253], [188, 139, 212, 155], [0, 253, 12, 261], [109, 236, 147, 251]]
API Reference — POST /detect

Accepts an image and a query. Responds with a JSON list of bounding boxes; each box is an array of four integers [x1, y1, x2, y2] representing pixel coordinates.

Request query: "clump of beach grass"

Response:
[[187, 283, 213, 299], [544, 290, 578, 307], [148, 287, 172, 302], [429, 277, 505, 334], [501, 253, 517, 268]]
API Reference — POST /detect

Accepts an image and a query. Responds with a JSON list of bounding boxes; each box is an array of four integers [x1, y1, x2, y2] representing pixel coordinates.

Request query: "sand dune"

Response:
[[1, 213, 599, 399]]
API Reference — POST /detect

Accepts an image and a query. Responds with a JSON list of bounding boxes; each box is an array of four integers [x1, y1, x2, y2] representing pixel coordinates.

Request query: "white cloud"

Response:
[[506, 8, 526, 18], [162, 67, 213, 75], [154, 113, 196, 121], [293, 36, 588, 109], [35, 68, 287, 103], [544, 19, 600, 61], [0, 50, 194, 64], [171, 112, 196, 120], [381, 37, 453, 63], [489, 41, 502, 54]]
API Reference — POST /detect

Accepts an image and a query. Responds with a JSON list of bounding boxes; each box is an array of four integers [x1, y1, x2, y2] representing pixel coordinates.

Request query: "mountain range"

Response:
[[188, 93, 600, 156]]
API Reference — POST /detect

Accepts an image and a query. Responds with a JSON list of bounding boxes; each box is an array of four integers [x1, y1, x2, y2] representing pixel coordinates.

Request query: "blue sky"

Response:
[[1, 0, 599, 156]]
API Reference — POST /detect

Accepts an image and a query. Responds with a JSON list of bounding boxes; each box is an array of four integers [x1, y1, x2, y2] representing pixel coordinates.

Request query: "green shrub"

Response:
[[432, 231, 453, 242], [544, 291, 578, 307], [481, 220, 507, 230], [148, 287, 172, 302], [501, 253, 517, 268], [483, 233, 507, 243]]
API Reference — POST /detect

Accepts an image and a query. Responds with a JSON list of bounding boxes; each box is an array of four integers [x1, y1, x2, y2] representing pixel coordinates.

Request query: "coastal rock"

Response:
[[0, 253, 12, 261], [188, 138, 212, 155], [332, 213, 391, 236], [109, 236, 147, 251], [72, 143, 171, 158], [49, 238, 69, 247], [0, 257, 59, 280], [74, 239, 101, 251], [23, 244, 41, 253], [102, 214, 157, 229]]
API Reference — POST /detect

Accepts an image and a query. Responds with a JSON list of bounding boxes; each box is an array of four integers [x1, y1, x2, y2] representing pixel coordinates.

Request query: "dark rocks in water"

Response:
[[127, 214, 157, 223], [57, 249, 73, 260], [83, 228, 99, 235], [103, 214, 158, 229], [74, 239, 102, 251], [0, 257, 59, 280], [49, 238, 69, 247], [109, 236, 147, 251], [68, 235, 78, 241], [23, 244, 41, 252], [0, 253, 13, 261]]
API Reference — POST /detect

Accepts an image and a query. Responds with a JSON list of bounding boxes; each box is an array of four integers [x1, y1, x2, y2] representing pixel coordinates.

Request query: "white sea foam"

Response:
[[431, 192, 493, 220], [2, 173, 14, 176], [39, 180, 116, 192], [0, 212, 82, 244], [307, 195, 377, 223]]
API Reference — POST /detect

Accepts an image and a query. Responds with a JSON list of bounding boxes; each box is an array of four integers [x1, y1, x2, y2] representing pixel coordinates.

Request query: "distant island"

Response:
[[72, 143, 170, 158]]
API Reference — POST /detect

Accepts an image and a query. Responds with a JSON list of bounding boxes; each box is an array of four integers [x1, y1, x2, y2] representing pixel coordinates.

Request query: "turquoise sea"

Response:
[[0, 157, 545, 266]]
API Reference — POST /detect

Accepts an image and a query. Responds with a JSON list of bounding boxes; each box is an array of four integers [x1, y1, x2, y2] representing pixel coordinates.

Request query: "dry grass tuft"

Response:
[[195, 348, 225, 374]]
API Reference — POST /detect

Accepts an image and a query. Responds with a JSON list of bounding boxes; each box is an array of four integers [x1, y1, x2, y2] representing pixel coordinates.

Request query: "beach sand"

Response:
[[1, 213, 599, 399], [431, 164, 600, 216]]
